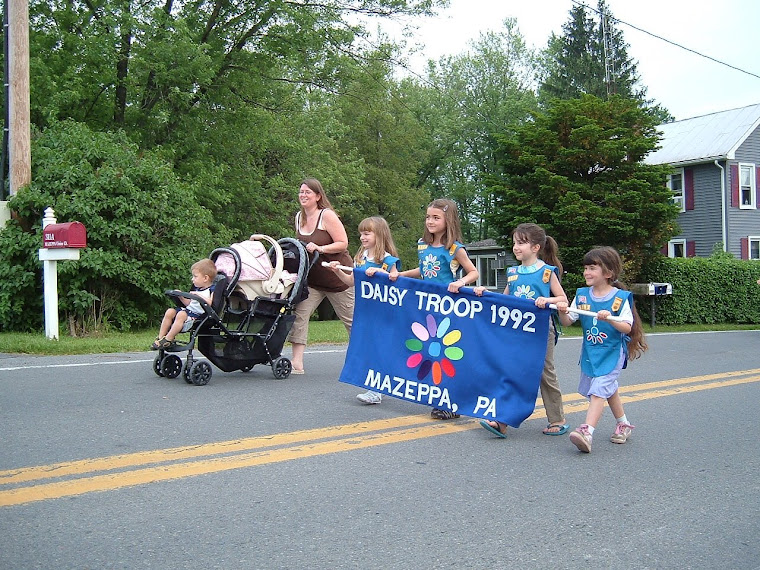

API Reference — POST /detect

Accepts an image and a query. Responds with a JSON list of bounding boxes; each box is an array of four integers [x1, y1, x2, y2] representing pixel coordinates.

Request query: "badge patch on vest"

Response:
[[507, 274, 518, 282], [611, 296, 623, 313], [448, 244, 458, 256], [542, 268, 552, 283], [418, 244, 427, 251]]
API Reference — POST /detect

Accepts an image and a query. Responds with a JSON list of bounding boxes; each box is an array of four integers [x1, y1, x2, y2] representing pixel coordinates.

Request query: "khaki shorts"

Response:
[[288, 287, 354, 345]]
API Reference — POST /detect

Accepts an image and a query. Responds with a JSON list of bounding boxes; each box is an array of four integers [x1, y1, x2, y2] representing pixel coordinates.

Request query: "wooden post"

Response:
[[8, 0, 30, 196]]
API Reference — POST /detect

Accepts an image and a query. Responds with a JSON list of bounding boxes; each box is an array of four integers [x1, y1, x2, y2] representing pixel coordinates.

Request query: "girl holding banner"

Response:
[[390, 198, 479, 419], [327, 216, 402, 405], [474, 223, 569, 438], [556, 246, 648, 453]]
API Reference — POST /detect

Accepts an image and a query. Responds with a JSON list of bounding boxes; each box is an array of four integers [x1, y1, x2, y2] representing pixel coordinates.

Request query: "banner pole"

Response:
[[548, 303, 624, 322], [322, 261, 355, 272]]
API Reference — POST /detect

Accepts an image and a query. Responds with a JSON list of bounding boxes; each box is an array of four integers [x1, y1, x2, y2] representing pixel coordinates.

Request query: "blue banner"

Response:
[[339, 271, 551, 427]]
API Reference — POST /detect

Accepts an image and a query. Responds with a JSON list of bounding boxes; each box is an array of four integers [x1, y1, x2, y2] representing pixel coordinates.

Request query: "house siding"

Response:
[[672, 164, 724, 256], [727, 130, 760, 258], [734, 127, 760, 161], [496, 270, 509, 291]]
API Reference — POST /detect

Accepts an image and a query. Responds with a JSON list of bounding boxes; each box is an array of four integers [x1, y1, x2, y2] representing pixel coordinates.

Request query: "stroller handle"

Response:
[[249, 234, 284, 294]]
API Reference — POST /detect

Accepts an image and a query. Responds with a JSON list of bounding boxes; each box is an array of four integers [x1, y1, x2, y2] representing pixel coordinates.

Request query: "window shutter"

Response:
[[686, 241, 696, 257], [660, 244, 668, 255], [730, 164, 739, 207], [684, 168, 695, 210], [756, 165, 760, 206], [741, 237, 749, 260]]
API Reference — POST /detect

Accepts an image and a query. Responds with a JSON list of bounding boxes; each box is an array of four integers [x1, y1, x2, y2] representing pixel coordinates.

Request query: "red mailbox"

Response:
[[43, 222, 87, 249]]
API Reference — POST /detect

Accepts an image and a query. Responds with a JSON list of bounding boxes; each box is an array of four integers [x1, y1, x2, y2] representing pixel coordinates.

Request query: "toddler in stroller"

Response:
[[151, 258, 217, 350], [151, 235, 309, 385]]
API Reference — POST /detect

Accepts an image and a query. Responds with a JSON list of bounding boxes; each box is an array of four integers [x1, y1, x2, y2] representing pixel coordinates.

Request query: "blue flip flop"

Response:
[[543, 423, 570, 436], [480, 419, 507, 438]]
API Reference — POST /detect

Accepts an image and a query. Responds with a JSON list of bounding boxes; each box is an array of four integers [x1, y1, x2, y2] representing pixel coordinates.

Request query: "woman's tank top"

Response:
[[296, 209, 352, 292]]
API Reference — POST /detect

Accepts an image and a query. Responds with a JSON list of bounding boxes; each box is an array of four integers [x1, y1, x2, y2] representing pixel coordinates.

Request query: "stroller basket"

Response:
[[199, 298, 295, 370]]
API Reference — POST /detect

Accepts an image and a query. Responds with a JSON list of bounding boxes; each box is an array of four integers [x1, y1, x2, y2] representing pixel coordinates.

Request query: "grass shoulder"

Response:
[[0, 320, 757, 356]]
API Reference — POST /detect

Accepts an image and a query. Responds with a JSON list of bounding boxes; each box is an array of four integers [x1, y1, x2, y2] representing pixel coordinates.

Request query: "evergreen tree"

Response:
[[488, 95, 679, 281], [538, 0, 671, 123], [540, 3, 603, 101]]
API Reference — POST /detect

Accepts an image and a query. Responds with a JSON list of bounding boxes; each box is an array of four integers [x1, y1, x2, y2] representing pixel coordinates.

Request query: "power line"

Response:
[[574, 0, 760, 81]]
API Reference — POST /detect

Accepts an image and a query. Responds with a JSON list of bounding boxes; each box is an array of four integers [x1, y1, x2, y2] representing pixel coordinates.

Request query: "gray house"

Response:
[[645, 103, 760, 259], [464, 238, 515, 291]]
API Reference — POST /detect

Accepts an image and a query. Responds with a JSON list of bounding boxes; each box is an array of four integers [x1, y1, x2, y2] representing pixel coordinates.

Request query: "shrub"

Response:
[[637, 255, 760, 325], [0, 121, 218, 333]]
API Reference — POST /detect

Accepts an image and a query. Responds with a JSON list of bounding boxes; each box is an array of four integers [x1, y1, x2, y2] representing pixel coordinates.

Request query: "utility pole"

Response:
[[8, 0, 30, 196], [601, 6, 616, 97]]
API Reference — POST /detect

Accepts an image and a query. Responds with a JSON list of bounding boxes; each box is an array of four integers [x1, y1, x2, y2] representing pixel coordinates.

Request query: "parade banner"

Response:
[[339, 271, 551, 427]]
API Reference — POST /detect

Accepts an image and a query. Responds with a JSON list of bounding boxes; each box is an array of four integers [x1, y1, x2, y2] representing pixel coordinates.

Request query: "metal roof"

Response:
[[645, 103, 760, 166]]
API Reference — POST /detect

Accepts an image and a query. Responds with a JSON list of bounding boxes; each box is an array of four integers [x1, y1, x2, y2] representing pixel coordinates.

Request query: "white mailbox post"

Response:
[[38, 207, 87, 339]]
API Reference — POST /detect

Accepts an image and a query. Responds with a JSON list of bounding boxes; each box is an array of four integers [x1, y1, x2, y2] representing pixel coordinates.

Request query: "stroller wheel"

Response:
[[272, 357, 292, 379], [188, 361, 213, 386], [153, 355, 165, 377], [160, 354, 183, 379], [183, 355, 195, 384]]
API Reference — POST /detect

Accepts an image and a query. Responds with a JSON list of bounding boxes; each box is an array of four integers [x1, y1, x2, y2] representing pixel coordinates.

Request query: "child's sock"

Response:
[[585, 424, 595, 435], [616, 414, 629, 425]]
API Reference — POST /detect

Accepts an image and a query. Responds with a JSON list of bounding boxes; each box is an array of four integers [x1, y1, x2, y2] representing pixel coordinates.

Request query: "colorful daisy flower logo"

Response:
[[586, 318, 608, 344], [421, 253, 441, 279], [513, 284, 535, 299], [405, 314, 464, 385]]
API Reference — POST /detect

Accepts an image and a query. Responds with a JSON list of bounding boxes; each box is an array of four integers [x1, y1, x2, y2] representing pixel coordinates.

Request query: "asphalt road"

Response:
[[1, 331, 759, 569]]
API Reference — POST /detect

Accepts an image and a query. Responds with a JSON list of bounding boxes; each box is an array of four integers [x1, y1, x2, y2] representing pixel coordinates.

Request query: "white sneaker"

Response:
[[356, 390, 382, 404], [569, 424, 593, 453], [611, 422, 635, 444]]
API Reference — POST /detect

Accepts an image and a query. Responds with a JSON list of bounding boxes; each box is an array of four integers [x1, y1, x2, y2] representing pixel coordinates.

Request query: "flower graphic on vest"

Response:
[[405, 314, 464, 384], [513, 284, 535, 299], [586, 317, 608, 344], [421, 253, 441, 279]]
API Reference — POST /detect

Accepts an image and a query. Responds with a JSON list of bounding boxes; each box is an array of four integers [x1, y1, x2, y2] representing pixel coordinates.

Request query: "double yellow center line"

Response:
[[2, 369, 759, 507]]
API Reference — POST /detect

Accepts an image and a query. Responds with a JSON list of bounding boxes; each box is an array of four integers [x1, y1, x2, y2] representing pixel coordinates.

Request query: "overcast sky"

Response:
[[384, 0, 760, 121]]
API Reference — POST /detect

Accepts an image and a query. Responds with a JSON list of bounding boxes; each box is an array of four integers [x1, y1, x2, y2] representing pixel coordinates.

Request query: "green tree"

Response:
[[488, 95, 679, 280], [538, 0, 671, 122], [415, 19, 538, 242], [26, 0, 445, 241], [0, 121, 215, 333], [539, 2, 603, 101], [5, 0, 452, 334], [332, 45, 432, 265]]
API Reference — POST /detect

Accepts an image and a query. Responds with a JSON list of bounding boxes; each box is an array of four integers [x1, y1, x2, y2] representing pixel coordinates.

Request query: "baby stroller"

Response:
[[152, 235, 309, 385]]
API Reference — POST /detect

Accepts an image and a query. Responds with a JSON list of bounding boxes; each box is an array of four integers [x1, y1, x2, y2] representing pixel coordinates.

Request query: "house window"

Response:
[[668, 239, 686, 258], [739, 163, 756, 209], [668, 170, 684, 212], [474, 255, 498, 288], [749, 236, 760, 260]]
